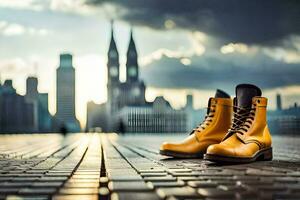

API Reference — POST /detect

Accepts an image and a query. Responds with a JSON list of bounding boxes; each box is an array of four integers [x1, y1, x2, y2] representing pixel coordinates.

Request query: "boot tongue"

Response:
[[236, 84, 262, 108], [215, 89, 230, 98]]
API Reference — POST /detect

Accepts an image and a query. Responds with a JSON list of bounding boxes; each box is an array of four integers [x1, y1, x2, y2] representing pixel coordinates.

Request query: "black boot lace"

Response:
[[228, 104, 256, 135]]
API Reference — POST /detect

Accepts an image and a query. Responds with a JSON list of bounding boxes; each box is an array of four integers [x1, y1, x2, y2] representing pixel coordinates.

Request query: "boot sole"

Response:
[[204, 147, 273, 163], [159, 150, 204, 158]]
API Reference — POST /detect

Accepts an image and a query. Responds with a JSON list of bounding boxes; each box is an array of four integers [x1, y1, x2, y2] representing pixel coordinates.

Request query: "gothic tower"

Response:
[[107, 22, 120, 114], [126, 29, 139, 83]]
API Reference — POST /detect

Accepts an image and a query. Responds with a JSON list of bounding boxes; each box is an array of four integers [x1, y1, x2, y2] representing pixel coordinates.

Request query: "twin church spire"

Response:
[[107, 22, 139, 84]]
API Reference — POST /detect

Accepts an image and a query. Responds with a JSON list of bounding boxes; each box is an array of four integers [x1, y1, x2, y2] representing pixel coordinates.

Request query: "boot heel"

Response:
[[258, 147, 273, 161]]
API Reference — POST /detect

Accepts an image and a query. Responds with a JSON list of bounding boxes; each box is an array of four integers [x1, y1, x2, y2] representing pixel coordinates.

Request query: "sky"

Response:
[[0, 0, 300, 128]]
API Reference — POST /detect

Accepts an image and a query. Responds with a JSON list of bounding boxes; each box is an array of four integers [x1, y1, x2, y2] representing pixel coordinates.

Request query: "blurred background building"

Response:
[[268, 93, 300, 136], [55, 54, 81, 133], [0, 78, 54, 133], [0, 53, 81, 134]]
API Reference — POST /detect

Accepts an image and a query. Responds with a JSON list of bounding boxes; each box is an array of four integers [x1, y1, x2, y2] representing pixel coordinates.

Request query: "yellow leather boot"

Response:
[[205, 84, 272, 163], [160, 90, 232, 158]]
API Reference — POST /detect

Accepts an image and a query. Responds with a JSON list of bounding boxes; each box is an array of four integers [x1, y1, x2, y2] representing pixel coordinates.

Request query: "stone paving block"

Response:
[[18, 188, 57, 195], [111, 192, 161, 200], [187, 180, 218, 188], [143, 176, 177, 182], [59, 188, 99, 195], [198, 188, 236, 198], [156, 186, 199, 199], [140, 172, 168, 177], [108, 181, 154, 191], [6, 195, 49, 200], [63, 182, 99, 188], [52, 195, 98, 200], [109, 175, 143, 181], [32, 182, 64, 187], [150, 180, 185, 188]]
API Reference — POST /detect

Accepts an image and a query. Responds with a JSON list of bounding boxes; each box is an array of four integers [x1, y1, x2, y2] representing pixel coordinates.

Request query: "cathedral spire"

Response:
[[127, 28, 137, 55], [126, 27, 139, 82], [108, 20, 118, 54]]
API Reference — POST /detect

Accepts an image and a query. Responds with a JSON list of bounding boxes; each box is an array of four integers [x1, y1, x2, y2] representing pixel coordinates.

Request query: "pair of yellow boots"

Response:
[[160, 84, 272, 163]]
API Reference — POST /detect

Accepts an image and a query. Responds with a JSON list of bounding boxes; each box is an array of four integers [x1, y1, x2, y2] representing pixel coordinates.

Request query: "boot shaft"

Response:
[[211, 97, 233, 126], [251, 97, 267, 125], [199, 97, 233, 137], [228, 96, 272, 148]]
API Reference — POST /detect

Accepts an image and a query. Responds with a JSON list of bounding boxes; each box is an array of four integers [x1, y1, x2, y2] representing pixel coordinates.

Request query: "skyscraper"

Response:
[[276, 93, 282, 111], [26, 77, 38, 102], [25, 77, 39, 130], [56, 54, 80, 132]]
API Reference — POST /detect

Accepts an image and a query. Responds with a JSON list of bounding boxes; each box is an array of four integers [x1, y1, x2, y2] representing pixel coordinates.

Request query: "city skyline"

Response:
[[0, 1, 300, 127]]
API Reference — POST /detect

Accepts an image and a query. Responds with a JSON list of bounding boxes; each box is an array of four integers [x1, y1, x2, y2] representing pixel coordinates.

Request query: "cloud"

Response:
[[2, 23, 25, 36], [140, 51, 300, 92], [261, 35, 300, 64], [264, 47, 300, 64], [50, 0, 98, 15], [0, 58, 34, 74], [0, 21, 49, 36], [86, 0, 300, 45], [220, 43, 248, 54], [0, 0, 46, 11], [140, 46, 204, 66], [0, 0, 98, 16]]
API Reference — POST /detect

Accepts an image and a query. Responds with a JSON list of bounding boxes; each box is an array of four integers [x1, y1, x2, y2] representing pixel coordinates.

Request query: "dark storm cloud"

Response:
[[86, 0, 300, 44], [140, 54, 300, 92]]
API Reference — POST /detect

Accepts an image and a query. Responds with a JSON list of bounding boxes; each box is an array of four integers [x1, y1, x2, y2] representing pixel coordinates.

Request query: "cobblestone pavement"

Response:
[[0, 133, 300, 200]]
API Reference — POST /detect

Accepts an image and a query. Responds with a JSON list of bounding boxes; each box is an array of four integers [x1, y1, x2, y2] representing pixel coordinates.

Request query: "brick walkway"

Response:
[[0, 133, 300, 200]]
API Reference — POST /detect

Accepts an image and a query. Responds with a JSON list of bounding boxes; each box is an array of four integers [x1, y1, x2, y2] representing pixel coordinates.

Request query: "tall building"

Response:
[[184, 95, 205, 131], [56, 54, 80, 132], [38, 93, 53, 132], [26, 76, 56, 132], [276, 93, 282, 111], [0, 80, 35, 133], [25, 77, 39, 130], [186, 95, 193, 110], [26, 77, 39, 102]]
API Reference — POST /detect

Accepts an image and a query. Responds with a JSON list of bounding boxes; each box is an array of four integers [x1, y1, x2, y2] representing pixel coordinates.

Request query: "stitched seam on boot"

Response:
[[195, 135, 201, 143], [194, 135, 220, 145], [244, 140, 263, 149]]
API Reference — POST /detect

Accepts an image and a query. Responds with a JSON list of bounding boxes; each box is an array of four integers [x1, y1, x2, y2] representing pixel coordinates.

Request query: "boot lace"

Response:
[[190, 105, 216, 134], [228, 104, 256, 135]]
